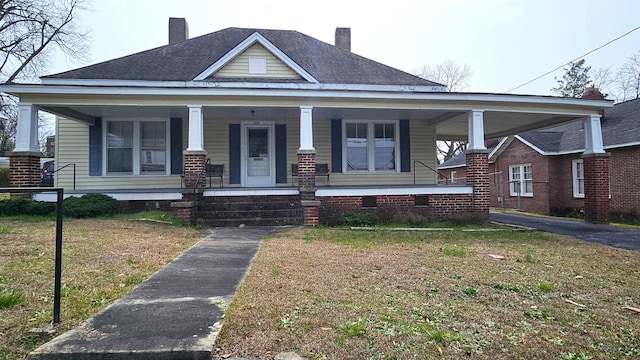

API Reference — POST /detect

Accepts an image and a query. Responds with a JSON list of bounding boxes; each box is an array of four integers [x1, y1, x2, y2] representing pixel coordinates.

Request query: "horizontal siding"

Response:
[[56, 117, 181, 190], [214, 44, 301, 79], [314, 119, 437, 185], [56, 115, 437, 191]]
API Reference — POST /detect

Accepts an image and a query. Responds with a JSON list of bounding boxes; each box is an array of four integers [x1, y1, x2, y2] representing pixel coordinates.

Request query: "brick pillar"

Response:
[[9, 151, 41, 187], [298, 150, 318, 226], [182, 151, 207, 190], [583, 153, 610, 224], [177, 150, 206, 225], [466, 150, 490, 222]]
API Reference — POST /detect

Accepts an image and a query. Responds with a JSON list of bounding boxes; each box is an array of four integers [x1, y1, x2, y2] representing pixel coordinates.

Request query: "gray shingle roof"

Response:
[[44, 27, 441, 87], [519, 97, 640, 153]]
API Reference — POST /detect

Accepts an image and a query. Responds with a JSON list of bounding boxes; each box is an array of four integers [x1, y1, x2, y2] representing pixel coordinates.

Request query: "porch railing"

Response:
[[50, 163, 76, 191], [413, 160, 447, 185]]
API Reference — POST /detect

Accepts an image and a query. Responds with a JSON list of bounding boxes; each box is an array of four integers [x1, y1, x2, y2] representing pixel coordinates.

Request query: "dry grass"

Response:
[[215, 228, 640, 360], [0, 219, 200, 359]]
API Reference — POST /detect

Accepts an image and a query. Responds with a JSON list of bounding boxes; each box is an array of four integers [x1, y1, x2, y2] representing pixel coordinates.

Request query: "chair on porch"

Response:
[[291, 163, 330, 186], [205, 163, 224, 187]]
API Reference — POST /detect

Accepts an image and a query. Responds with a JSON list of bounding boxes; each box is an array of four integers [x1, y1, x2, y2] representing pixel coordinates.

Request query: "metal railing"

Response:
[[413, 160, 448, 185], [50, 163, 76, 191]]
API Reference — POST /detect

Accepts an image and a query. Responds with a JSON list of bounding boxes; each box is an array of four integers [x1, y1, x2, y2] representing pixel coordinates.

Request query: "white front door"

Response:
[[242, 123, 275, 187]]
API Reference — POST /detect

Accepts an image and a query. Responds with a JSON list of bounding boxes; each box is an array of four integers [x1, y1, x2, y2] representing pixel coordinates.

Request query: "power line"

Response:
[[506, 25, 640, 93]]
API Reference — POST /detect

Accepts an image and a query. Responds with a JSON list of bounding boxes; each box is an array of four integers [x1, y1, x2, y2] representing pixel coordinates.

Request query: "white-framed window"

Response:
[[343, 120, 399, 173], [450, 171, 457, 184], [104, 119, 170, 175], [248, 57, 267, 74], [509, 164, 533, 196], [572, 159, 585, 198]]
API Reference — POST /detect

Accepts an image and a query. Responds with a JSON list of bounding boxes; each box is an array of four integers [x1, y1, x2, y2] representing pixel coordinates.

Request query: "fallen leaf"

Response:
[[488, 254, 504, 259]]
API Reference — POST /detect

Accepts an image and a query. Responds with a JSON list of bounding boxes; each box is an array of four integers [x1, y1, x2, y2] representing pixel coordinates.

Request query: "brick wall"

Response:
[[318, 194, 474, 225], [9, 152, 41, 187], [609, 146, 640, 214], [493, 139, 551, 214]]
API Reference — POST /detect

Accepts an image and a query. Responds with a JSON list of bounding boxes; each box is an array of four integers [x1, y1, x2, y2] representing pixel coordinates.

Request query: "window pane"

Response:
[[107, 122, 133, 147], [141, 122, 166, 147], [140, 122, 166, 174], [107, 122, 133, 174], [108, 148, 132, 173], [346, 123, 368, 171], [374, 123, 395, 170]]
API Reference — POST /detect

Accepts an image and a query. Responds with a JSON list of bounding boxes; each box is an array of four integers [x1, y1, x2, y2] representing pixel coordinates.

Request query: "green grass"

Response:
[[537, 281, 556, 292], [114, 210, 183, 226], [0, 286, 24, 309], [442, 246, 466, 256]]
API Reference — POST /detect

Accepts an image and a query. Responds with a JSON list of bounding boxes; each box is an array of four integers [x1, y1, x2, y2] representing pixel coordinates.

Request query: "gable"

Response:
[[210, 43, 302, 80]]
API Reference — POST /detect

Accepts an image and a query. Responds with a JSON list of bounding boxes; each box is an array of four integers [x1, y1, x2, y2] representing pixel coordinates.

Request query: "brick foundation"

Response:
[[8, 151, 41, 188], [466, 150, 490, 222], [583, 153, 610, 224], [318, 194, 474, 225]]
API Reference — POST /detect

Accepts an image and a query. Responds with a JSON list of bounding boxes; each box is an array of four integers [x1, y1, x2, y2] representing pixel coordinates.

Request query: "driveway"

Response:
[[490, 211, 640, 251]]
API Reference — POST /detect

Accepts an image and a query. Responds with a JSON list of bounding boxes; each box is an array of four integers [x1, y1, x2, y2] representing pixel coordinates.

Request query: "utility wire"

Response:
[[506, 25, 640, 93]]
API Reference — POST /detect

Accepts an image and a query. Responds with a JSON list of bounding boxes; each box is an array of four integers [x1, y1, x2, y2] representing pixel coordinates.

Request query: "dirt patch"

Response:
[[215, 228, 640, 359]]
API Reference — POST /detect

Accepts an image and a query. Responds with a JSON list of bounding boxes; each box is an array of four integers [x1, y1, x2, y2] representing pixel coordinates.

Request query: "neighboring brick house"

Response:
[[439, 97, 640, 221]]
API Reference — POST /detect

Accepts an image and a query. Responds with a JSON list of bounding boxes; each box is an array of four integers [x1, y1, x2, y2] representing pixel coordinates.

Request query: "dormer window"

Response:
[[248, 57, 267, 74]]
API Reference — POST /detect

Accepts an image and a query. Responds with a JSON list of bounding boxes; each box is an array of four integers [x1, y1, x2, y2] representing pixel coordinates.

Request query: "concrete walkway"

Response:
[[491, 211, 640, 251], [28, 227, 271, 360]]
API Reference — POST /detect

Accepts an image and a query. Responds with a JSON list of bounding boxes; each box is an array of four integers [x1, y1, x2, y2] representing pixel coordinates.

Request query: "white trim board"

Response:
[[204, 188, 299, 197], [33, 191, 182, 202], [316, 186, 473, 197]]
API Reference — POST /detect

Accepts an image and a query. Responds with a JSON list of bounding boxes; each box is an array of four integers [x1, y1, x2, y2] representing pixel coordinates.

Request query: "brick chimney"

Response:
[[335, 27, 351, 51], [581, 86, 605, 100], [169, 17, 189, 44], [581, 86, 606, 119]]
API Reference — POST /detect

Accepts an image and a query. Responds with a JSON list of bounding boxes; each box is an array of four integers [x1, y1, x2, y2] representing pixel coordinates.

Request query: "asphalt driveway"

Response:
[[490, 211, 640, 251]]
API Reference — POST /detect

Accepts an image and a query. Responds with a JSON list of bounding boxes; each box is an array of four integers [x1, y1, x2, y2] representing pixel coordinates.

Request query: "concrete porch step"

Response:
[[202, 216, 302, 227]]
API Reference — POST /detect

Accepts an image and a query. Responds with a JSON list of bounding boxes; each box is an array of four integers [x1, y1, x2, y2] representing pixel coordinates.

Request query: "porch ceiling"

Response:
[[39, 103, 593, 141]]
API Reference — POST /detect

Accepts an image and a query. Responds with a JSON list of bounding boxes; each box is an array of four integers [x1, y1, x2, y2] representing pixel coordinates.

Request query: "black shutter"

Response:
[[275, 124, 287, 184], [170, 118, 183, 174], [331, 119, 342, 173], [400, 120, 411, 172], [229, 124, 241, 184], [89, 117, 102, 176]]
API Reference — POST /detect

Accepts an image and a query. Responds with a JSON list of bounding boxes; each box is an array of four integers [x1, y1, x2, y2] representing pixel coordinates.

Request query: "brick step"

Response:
[[198, 208, 303, 220], [200, 201, 301, 211], [201, 216, 303, 227]]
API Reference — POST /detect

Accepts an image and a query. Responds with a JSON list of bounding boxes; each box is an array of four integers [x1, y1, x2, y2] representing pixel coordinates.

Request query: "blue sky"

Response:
[[50, 0, 640, 96]]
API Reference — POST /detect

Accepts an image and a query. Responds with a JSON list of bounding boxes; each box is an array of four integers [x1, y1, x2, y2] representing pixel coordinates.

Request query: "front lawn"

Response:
[[0, 218, 200, 359], [215, 227, 640, 360]]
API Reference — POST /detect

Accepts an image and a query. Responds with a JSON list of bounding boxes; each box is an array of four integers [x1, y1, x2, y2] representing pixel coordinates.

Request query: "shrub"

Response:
[[0, 198, 55, 216], [64, 194, 119, 218], [0, 168, 9, 187], [338, 212, 378, 227]]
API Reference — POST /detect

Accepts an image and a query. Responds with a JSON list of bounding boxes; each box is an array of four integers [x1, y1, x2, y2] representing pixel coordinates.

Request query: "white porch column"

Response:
[[14, 103, 39, 152], [299, 106, 314, 151], [187, 105, 204, 151], [583, 114, 605, 154], [467, 109, 486, 151]]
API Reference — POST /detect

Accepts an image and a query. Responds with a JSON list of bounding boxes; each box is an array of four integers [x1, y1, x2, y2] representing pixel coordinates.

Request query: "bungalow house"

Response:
[[1, 18, 612, 226], [439, 94, 640, 223]]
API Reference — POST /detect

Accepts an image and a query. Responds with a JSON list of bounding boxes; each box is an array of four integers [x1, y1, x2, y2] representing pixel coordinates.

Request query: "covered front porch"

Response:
[[6, 85, 613, 225]]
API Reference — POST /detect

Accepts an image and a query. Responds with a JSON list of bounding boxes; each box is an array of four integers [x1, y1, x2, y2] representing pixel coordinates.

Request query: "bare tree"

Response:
[[417, 60, 473, 162], [615, 51, 640, 102], [418, 60, 473, 92], [0, 0, 89, 155]]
